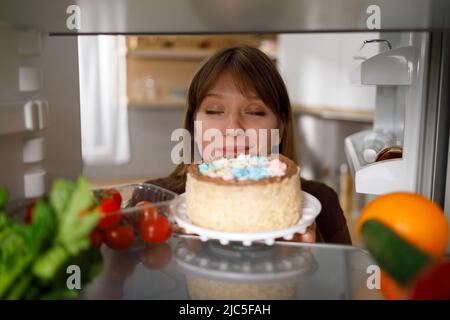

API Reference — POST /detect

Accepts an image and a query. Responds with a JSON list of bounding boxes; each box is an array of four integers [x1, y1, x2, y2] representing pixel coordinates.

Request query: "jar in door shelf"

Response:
[[363, 131, 403, 164], [376, 146, 403, 162]]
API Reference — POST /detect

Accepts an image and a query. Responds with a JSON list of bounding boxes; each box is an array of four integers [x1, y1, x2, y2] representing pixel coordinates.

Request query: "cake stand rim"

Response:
[[170, 191, 322, 245]]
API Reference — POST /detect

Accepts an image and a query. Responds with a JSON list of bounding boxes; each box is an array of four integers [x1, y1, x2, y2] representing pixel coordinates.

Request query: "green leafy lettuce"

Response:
[[0, 176, 103, 299]]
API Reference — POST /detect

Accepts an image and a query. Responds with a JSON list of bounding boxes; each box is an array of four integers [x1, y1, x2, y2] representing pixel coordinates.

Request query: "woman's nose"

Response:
[[224, 113, 244, 134]]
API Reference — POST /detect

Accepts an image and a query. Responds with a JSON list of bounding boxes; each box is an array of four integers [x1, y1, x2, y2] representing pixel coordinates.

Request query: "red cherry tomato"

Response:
[[97, 207, 122, 230], [100, 189, 122, 213], [411, 260, 450, 300], [136, 201, 159, 224], [122, 213, 139, 229], [139, 243, 173, 270], [24, 199, 37, 224], [96, 188, 123, 230], [140, 213, 172, 244], [121, 201, 153, 229], [104, 225, 135, 250], [90, 229, 104, 249]]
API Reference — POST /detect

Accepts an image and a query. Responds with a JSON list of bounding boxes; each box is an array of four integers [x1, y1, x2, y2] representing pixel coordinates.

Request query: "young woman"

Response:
[[145, 45, 351, 245]]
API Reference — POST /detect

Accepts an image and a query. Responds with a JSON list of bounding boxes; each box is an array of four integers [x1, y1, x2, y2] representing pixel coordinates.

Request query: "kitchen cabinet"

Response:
[[126, 35, 277, 109]]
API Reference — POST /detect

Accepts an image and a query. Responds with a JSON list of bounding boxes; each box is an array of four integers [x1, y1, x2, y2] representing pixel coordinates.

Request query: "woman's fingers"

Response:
[[297, 229, 316, 243], [291, 222, 317, 243]]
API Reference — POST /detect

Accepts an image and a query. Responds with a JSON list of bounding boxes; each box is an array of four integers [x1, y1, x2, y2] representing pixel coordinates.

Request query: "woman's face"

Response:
[[195, 71, 281, 160]]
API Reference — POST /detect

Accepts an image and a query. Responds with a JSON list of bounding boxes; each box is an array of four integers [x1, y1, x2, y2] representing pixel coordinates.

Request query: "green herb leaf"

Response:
[[32, 244, 69, 282], [49, 179, 75, 223], [0, 186, 7, 210], [0, 225, 35, 298], [30, 198, 56, 252], [56, 177, 99, 255]]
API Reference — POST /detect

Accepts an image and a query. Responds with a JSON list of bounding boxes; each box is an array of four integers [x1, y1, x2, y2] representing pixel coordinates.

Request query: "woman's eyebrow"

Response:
[[204, 93, 224, 98], [205, 93, 262, 101]]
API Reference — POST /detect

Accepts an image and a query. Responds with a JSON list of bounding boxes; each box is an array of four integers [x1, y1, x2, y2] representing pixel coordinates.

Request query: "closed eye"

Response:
[[205, 110, 224, 115], [246, 111, 266, 116]]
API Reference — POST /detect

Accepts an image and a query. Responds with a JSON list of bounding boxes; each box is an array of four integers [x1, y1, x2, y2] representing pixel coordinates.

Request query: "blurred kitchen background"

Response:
[[79, 33, 386, 244]]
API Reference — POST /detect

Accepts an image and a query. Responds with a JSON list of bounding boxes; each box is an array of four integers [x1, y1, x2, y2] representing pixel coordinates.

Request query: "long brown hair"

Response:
[[160, 45, 297, 193]]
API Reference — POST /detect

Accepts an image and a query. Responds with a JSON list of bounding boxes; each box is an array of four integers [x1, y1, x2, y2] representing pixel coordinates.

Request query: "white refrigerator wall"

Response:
[[277, 33, 379, 110], [277, 33, 377, 182], [0, 26, 82, 201]]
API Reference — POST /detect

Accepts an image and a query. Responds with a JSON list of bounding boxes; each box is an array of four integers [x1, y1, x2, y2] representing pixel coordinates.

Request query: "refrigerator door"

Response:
[[418, 32, 450, 209], [431, 33, 450, 254], [0, 26, 82, 201]]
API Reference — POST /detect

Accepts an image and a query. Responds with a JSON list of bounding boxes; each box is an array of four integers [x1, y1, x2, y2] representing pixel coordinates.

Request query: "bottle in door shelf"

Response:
[[363, 131, 403, 164]]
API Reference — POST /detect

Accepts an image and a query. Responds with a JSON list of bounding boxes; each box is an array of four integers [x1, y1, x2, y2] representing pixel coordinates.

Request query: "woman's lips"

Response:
[[216, 146, 251, 154]]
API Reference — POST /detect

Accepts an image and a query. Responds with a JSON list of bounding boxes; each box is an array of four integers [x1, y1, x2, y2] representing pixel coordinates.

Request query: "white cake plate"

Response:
[[170, 191, 322, 246]]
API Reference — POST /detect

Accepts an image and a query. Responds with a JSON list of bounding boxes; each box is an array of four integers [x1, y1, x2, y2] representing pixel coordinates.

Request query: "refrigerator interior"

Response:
[[0, 1, 449, 248]]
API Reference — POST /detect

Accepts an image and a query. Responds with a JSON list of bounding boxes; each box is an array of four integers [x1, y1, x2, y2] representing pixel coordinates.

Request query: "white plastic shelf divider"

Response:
[[350, 46, 414, 86]]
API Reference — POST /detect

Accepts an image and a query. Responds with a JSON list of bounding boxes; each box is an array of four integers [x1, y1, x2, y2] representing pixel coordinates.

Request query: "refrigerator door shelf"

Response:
[[23, 168, 46, 198], [23, 137, 45, 163], [350, 46, 414, 86], [345, 130, 414, 195], [0, 100, 48, 135]]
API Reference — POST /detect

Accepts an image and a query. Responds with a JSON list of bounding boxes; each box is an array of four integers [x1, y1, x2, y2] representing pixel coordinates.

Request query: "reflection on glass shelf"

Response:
[[175, 240, 318, 300], [80, 237, 382, 300]]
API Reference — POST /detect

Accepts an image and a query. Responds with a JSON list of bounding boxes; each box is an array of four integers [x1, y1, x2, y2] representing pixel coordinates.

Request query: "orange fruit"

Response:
[[358, 192, 449, 260], [380, 270, 408, 300]]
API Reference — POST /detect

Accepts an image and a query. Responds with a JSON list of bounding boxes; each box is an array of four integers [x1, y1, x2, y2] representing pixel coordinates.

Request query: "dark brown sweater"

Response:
[[143, 175, 352, 245]]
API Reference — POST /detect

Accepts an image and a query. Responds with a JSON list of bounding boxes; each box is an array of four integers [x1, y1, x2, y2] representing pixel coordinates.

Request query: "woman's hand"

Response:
[[291, 222, 317, 243]]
